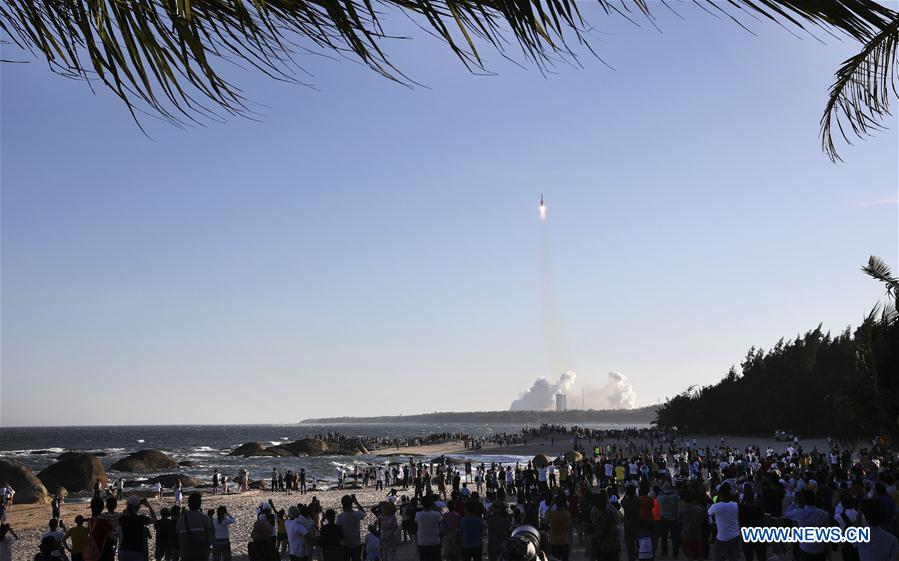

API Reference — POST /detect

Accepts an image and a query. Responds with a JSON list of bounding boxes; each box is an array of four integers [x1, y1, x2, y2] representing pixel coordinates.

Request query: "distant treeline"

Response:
[[655, 258, 899, 443], [300, 406, 658, 425]]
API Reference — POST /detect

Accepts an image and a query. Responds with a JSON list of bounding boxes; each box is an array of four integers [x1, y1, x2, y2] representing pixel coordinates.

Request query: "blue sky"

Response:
[[1, 4, 897, 426]]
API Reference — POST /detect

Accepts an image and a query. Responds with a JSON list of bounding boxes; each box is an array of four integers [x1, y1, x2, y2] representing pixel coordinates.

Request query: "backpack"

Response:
[[82, 519, 103, 561]]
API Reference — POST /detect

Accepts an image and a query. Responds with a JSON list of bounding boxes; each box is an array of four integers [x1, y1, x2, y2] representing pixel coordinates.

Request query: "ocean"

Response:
[[0, 422, 638, 494]]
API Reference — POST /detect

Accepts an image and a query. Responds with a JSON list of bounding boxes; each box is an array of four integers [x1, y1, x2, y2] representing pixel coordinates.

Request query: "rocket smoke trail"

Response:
[[539, 215, 569, 373]]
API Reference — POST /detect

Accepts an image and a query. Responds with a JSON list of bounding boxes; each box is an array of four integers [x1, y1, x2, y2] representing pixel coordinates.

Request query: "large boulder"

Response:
[[145, 474, 202, 488], [562, 451, 584, 463], [532, 454, 551, 468], [277, 439, 367, 457], [57, 451, 108, 461], [230, 439, 366, 458], [0, 459, 50, 504], [37, 453, 107, 494], [229, 443, 272, 458], [110, 450, 178, 473]]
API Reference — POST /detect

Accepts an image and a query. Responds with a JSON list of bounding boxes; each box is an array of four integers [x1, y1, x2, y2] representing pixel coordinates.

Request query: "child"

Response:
[[51, 493, 63, 521], [636, 522, 654, 561], [39, 519, 66, 559], [276, 509, 288, 558], [364, 525, 380, 561], [64, 516, 88, 561], [319, 509, 344, 561]]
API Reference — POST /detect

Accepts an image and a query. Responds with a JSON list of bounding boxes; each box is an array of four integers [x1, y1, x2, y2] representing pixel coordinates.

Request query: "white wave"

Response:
[[137, 439, 145, 443], [192, 446, 215, 452]]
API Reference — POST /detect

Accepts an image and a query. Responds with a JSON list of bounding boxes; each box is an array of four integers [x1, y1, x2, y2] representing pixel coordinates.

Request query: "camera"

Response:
[[499, 525, 545, 561]]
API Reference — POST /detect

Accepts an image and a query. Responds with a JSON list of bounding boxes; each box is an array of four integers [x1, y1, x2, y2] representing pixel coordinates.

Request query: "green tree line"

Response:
[[654, 256, 899, 444]]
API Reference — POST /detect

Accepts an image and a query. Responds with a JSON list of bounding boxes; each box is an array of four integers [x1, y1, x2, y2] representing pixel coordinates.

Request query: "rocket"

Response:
[[539, 194, 546, 222]]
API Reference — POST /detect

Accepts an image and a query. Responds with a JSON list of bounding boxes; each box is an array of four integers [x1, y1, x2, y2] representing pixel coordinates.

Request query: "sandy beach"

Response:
[[7, 485, 400, 560]]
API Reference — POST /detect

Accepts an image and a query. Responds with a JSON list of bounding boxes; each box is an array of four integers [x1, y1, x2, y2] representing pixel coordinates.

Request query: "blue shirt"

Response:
[[459, 516, 485, 549], [784, 504, 829, 554], [857, 527, 898, 561]]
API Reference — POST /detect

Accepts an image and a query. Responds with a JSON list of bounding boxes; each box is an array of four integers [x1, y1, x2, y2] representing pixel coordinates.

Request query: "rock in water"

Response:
[[229, 443, 272, 458], [37, 453, 107, 493], [278, 439, 368, 457], [109, 450, 178, 473], [145, 474, 202, 488], [0, 459, 50, 504], [230, 439, 367, 458]]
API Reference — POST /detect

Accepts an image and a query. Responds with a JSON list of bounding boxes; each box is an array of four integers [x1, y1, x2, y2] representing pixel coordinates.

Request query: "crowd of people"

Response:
[[2, 429, 898, 561]]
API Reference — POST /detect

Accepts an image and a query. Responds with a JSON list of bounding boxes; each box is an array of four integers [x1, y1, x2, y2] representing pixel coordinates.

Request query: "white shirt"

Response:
[[415, 510, 443, 546], [286, 518, 309, 556], [708, 501, 740, 541], [212, 515, 235, 539]]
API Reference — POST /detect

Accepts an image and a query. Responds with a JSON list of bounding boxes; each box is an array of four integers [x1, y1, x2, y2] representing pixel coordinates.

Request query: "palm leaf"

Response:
[[821, 15, 899, 161], [1, 0, 896, 132], [862, 255, 899, 308]]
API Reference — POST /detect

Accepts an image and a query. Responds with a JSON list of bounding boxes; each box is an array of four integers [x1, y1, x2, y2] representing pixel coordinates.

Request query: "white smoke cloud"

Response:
[[510, 371, 577, 411], [580, 371, 636, 410]]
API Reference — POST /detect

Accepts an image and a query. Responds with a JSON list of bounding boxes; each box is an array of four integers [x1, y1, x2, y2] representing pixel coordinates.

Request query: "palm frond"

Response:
[[821, 15, 899, 161], [862, 255, 899, 310], [1, 0, 896, 128]]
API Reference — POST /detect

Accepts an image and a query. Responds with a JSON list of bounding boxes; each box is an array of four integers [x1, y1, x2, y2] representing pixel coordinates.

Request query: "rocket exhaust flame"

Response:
[[538, 194, 546, 222]]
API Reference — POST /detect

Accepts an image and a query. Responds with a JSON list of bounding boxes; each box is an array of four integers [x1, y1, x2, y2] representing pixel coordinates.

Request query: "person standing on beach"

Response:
[[459, 502, 486, 561], [300, 470, 307, 495], [590, 491, 622, 561], [0, 523, 19, 561], [88, 498, 115, 561], [414, 496, 443, 561], [212, 470, 220, 496], [177, 493, 213, 561], [211, 506, 235, 561], [50, 492, 62, 520], [63, 516, 88, 561], [319, 509, 344, 561], [118, 497, 157, 561], [153, 508, 177, 561], [708, 484, 740, 561], [486, 502, 511, 561], [547, 495, 571, 561], [337, 495, 366, 561], [379, 502, 401, 561]]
